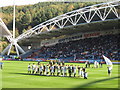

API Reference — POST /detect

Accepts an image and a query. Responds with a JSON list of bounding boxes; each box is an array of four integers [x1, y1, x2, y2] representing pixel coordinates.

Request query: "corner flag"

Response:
[[102, 55, 113, 66]]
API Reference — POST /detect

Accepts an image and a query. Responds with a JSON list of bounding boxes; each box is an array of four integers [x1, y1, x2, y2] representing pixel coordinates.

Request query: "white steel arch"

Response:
[[1, 0, 25, 56], [0, 18, 25, 56], [16, 0, 120, 42], [0, 18, 12, 37], [2, 0, 120, 56]]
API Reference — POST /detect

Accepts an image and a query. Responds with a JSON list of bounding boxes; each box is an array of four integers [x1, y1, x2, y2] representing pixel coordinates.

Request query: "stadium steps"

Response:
[[20, 49, 39, 58]]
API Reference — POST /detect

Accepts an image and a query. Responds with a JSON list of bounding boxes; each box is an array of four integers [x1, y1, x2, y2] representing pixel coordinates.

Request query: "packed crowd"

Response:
[[28, 34, 119, 60], [28, 61, 88, 79]]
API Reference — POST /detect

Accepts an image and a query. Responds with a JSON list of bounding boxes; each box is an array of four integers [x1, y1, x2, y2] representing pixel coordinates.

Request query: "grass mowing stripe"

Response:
[[2, 61, 119, 88]]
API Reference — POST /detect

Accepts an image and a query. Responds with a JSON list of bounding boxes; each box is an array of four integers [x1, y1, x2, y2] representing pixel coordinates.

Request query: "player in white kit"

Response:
[[51, 65, 54, 76], [84, 72, 88, 79], [57, 65, 61, 76], [35, 64, 39, 74], [45, 64, 49, 76], [63, 65, 67, 76], [73, 65, 77, 77], [28, 63, 31, 74], [32, 63, 36, 74], [39, 64, 43, 75], [61, 65, 64, 76], [80, 67, 84, 77]]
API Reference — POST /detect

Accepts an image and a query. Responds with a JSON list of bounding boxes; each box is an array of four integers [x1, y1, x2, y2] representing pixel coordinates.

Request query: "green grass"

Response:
[[2, 61, 119, 88]]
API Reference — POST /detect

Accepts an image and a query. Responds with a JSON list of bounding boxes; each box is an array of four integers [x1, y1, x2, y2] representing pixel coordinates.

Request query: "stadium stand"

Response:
[[22, 33, 119, 61]]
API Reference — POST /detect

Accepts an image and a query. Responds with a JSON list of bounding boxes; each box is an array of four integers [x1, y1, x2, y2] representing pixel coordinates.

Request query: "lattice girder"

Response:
[[16, 0, 120, 42]]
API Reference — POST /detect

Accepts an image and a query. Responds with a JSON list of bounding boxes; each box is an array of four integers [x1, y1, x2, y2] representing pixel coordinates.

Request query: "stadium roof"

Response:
[[20, 19, 119, 45], [17, 0, 119, 43], [0, 18, 12, 37]]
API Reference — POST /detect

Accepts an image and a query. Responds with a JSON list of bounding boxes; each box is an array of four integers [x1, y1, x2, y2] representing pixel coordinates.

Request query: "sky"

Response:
[[0, 0, 47, 7], [0, 0, 114, 7]]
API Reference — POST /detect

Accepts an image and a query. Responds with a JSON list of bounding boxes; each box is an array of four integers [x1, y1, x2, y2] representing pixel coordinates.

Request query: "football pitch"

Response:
[[1, 61, 119, 89]]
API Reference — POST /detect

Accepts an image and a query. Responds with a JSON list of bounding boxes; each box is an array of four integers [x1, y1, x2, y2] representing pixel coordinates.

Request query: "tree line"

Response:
[[1, 2, 99, 37]]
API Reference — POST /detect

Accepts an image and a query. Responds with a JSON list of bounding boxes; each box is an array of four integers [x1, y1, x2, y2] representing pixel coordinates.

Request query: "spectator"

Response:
[[27, 34, 119, 61]]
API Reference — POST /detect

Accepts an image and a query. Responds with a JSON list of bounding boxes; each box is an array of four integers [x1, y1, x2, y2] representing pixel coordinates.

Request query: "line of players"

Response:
[[28, 61, 88, 79]]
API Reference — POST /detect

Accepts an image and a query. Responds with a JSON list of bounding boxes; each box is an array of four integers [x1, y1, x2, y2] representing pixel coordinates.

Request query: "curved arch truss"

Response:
[[2, 0, 120, 56], [16, 0, 120, 42], [1, 19, 25, 56]]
